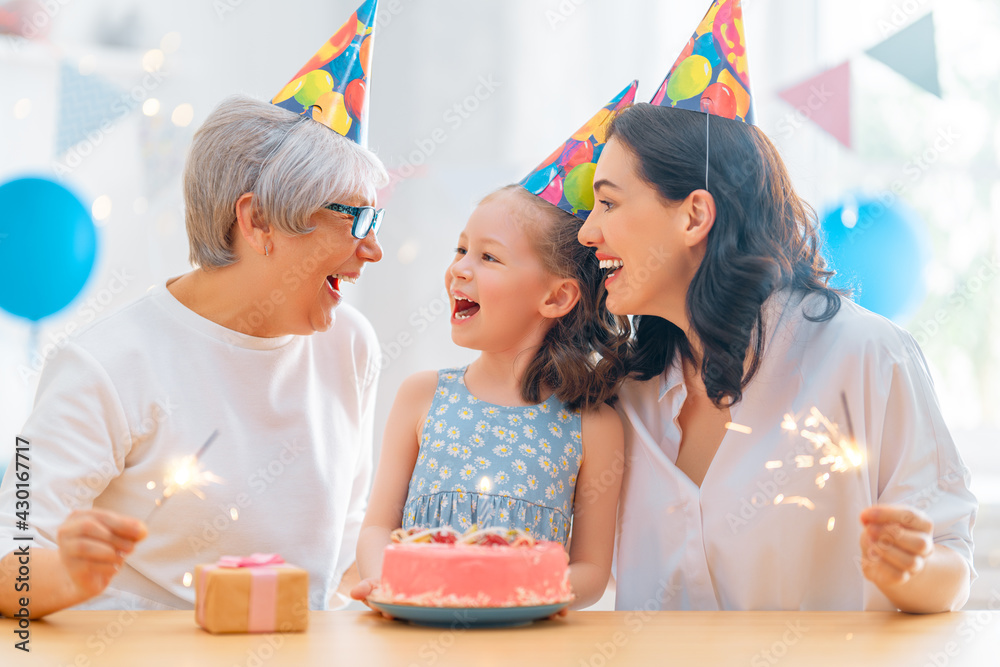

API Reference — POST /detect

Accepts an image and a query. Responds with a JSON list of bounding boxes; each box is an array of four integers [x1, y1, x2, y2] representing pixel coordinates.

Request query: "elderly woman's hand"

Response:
[[57, 509, 148, 599]]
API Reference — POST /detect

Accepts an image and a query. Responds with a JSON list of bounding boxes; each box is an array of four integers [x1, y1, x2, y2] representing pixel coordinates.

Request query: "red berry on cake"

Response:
[[431, 530, 458, 544], [479, 533, 510, 547]]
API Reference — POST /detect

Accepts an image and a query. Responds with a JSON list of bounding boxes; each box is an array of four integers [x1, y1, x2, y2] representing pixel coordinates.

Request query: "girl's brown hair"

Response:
[[481, 185, 629, 411]]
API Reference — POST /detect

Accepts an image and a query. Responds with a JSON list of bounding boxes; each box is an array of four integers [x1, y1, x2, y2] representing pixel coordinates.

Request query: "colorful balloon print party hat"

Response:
[[519, 81, 638, 220], [271, 0, 377, 146], [651, 0, 755, 125]]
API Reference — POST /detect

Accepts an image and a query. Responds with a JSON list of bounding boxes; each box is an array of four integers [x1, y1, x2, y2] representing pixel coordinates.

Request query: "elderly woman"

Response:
[[0, 95, 388, 618]]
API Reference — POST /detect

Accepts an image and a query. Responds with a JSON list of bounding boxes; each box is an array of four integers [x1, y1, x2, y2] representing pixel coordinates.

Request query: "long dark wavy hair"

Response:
[[482, 185, 629, 411], [607, 103, 844, 407]]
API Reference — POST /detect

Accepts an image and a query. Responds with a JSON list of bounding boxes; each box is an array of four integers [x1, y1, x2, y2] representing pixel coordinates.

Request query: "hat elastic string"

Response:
[[704, 111, 710, 192]]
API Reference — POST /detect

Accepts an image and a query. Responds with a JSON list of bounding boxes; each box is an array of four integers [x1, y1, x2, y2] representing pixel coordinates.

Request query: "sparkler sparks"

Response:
[[769, 397, 864, 518], [773, 495, 816, 510], [725, 422, 753, 435], [145, 430, 222, 521], [796, 407, 864, 474]]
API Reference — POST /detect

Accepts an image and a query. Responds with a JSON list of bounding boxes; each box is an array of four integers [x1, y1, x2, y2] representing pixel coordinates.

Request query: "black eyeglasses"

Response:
[[323, 202, 385, 239]]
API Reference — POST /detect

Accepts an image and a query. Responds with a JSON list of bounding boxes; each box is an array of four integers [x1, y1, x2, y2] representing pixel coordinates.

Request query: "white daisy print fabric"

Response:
[[402, 367, 582, 543]]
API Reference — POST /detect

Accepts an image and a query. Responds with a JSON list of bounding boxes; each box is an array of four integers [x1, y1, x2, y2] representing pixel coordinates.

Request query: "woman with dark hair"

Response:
[[581, 98, 977, 612], [577, 0, 975, 615], [579, 100, 977, 613]]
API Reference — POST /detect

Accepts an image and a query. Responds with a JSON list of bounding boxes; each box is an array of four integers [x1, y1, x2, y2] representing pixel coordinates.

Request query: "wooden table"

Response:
[[2, 609, 998, 666]]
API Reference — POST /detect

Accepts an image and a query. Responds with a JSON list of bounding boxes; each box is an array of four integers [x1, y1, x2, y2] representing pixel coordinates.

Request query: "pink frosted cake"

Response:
[[372, 527, 572, 608]]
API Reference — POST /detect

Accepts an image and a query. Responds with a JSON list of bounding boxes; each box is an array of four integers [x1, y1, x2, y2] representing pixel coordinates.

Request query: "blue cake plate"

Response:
[[368, 600, 570, 628]]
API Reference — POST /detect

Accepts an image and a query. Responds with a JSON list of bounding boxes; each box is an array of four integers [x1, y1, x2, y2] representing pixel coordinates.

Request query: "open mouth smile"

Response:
[[326, 274, 359, 292], [452, 293, 480, 321], [599, 258, 624, 283]]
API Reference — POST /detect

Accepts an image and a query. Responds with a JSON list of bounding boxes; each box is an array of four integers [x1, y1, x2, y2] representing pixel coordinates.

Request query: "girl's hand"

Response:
[[349, 577, 379, 602], [859, 505, 934, 591], [350, 577, 394, 619], [57, 509, 147, 600]]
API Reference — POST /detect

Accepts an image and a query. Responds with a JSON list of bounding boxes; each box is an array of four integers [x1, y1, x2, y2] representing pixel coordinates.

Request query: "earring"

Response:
[[264, 245, 269, 257]]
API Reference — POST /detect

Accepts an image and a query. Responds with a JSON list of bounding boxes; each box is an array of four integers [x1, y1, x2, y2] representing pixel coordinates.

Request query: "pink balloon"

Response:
[[538, 176, 564, 208]]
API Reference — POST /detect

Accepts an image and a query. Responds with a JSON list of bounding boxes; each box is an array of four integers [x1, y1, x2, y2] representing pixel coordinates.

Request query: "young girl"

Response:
[[351, 183, 626, 609]]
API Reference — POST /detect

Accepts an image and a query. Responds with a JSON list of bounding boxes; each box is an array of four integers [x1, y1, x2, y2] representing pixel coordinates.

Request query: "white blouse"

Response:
[[614, 290, 977, 611]]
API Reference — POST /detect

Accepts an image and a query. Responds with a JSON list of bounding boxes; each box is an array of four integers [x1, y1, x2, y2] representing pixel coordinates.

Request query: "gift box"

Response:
[[195, 554, 309, 634]]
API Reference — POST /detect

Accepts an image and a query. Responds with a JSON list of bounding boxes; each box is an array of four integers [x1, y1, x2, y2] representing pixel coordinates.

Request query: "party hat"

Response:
[[651, 0, 755, 124], [519, 81, 637, 220], [271, 0, 377, 146]]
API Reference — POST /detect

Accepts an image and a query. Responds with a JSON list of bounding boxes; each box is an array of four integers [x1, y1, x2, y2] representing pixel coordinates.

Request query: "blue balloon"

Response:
[[520, 164, 561, 195], [694, 32, 722, 69], [820, 196, 929, 322], [0, 177, 97, 321]]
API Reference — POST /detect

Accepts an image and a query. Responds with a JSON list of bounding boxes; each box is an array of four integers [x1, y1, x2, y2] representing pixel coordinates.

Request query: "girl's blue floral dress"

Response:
[[401, 367, 583, 544]]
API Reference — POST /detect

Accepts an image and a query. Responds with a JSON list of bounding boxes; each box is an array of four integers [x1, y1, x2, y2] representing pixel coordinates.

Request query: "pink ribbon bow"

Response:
[[217, 553, 285, 568]]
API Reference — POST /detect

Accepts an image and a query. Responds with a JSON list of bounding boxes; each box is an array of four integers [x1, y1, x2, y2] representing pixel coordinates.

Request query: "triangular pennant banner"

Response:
[[865, 13, 941, 98], [55, 60, 129, 156], [777, 61, 852, 149]]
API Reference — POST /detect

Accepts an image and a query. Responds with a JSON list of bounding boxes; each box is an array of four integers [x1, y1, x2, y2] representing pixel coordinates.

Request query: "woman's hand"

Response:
[[57, 509, 148, 600], [859, 505, 934, 591]]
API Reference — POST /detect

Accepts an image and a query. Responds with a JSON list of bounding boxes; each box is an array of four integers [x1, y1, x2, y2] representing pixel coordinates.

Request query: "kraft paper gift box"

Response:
[[195, 554, 309, 634]]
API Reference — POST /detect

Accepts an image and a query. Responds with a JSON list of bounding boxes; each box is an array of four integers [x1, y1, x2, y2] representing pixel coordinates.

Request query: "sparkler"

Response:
[[144, 430, 222, 522], [725, 422, 753, 435], [770, 396, 865, 530], [786, 405, 864, 477], [840, 391, 856, 444]]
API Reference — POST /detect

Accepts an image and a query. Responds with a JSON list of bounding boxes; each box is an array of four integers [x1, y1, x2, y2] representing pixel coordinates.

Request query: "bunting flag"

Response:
[[777, 61, 852, 149], [54, 60, 129, 156], [865, 13, 941, 98], [0, 0, 51, 39]]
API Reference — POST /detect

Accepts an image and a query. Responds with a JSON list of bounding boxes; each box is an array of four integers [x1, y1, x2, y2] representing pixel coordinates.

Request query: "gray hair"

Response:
[[183, 94, 389, 268]]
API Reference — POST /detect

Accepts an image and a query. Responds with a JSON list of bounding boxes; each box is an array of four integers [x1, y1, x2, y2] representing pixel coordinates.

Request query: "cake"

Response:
[[372, 527, 572, 608]]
